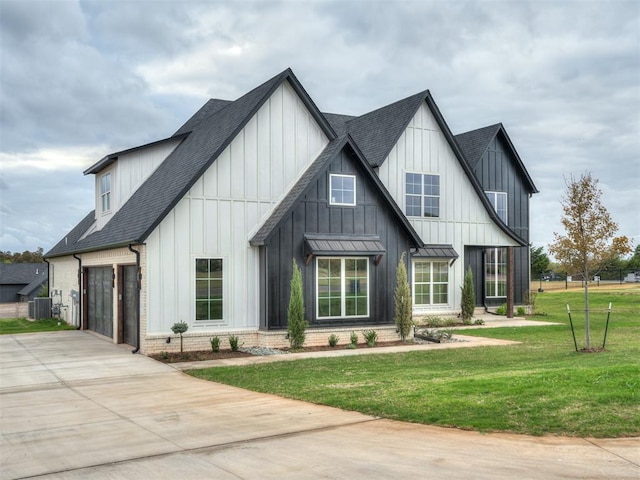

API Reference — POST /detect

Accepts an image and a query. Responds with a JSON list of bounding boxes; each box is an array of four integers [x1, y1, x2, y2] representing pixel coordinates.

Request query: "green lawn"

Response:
[[189, 286, 640, 438], [0, 317, 77, 334]]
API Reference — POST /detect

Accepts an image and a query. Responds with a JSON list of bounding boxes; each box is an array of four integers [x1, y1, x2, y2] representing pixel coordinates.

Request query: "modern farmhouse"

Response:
[[46, 68, 537, 353]]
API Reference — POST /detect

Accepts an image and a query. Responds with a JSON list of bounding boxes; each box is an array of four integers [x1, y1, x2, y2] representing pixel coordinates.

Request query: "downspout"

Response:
[[73, 254, 82, 329], [128, 244, 141, 354], [43, 258, 50, 297]]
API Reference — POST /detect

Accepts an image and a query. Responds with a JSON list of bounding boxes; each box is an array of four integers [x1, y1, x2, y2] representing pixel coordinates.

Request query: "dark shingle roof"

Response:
[[455, 123, 538, 193], [344, 91, 427, 168], [173, 99, 232, 136], [250, 135, 422, 247], [455, 123, 502, 169], [47, 69, 336, 258], [0, 263, 47, 285]]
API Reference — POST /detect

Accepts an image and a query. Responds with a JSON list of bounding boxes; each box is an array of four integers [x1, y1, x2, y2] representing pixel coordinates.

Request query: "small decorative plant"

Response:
[[517, 306, 526, 317], [210, 336, 220, 352], [328, 334, 340, 347], [171, 321, 189, 354], [229, 335, 241, 352], [473, 318, 485, 325], [348, 331, 358, 349], [363, 329, 378, 347], [496, 303, 507, 315]]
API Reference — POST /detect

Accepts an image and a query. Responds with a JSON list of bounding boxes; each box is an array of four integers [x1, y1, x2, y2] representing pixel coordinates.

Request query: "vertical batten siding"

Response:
[[145, 82, 329, 334], [94, 140, 182, 232], [378, 103, 518, 313]]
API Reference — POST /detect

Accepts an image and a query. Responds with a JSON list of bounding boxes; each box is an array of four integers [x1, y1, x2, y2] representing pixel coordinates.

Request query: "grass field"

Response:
[[189, 285, 639, 438], [0, 317, 76, 335]]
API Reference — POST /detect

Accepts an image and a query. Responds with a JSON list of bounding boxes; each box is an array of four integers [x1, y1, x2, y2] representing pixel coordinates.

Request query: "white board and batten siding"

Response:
[[94, 139, 183, 231], [378, 103, 518, 313], [146, 82, 329, 334]]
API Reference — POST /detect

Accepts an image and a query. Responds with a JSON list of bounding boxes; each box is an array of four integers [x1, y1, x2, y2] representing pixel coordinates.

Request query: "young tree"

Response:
[[394, 253, 413, 341], [460, 266, 475, 324], [549, 172, 632, 349], [530, 245, 550, 278], [287, 259, 307, 349]]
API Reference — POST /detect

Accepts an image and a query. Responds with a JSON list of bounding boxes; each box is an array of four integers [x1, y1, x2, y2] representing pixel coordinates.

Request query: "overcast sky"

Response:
[[1, 0, 638, 258]]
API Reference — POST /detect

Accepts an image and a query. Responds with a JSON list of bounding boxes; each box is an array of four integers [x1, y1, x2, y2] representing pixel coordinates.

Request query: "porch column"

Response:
[[507, 246, 514, 318]]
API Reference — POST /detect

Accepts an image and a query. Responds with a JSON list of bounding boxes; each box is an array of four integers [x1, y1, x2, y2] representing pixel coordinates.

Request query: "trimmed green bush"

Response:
[[460, 266, 475, 324], [328, 334, 340, 347], [210, 336, 220, 352], [171, 321, 188, 353], [394, 253, 413, 341], [287, 259, 308, 349], [363, 329, 378, 347]]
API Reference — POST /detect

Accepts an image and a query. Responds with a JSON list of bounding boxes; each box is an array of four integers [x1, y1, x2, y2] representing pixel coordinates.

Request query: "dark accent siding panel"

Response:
[[514, 245, 529, 305], [463, 246, 484, 306], [262, 147, 417, 330]]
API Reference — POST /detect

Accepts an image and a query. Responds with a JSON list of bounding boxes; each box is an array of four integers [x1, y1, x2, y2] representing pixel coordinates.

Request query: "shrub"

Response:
[[524, 289, 537, 314], [229, 335, 241, 352], [328, 334, 340, 348], [394, 253, 413, 341], [363, 330, 378, 347], [496, 303, 507, 315], [517, 306, 526, 317], [348, 331, 358, 348], [287, 259, 308, 349], [160, 351, 169, 360], [460, 266, 475, 324], [171, 321, 189, 354], [210, 336, 220, 352], [473, 318, 485, 325]]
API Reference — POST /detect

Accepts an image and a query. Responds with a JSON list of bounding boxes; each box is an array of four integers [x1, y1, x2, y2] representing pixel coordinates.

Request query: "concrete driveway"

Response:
[[1, 331, 638, 479]]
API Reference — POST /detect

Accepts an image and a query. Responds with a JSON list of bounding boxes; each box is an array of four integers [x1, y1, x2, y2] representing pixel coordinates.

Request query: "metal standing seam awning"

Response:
[[303, 234, 386, 265], [413, 244, 459, 266]]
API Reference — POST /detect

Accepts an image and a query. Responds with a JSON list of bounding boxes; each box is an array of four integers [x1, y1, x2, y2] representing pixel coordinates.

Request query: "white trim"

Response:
[[192, 255, 228, 327], [100, 172, 111, 214], [485, 247, 507, 298], [315, 256, 369, 319], [329, 173, 357, 206], [411, 259, 450, 307], [404, 171, 440, 218], [485, 191, 508, 223]]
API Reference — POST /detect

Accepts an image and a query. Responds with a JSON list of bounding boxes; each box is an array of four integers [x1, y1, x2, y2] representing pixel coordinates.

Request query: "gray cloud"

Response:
[[1, 0, 638, 255]]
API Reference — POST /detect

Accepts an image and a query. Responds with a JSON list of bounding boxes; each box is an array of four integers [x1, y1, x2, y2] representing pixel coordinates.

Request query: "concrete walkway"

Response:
[[1, 331, 638, 480]]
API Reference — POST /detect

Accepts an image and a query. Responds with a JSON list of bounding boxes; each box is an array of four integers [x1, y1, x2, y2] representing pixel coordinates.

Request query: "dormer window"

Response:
[[330, 174, 356, 206], [485, 191, 507, 223], [101, 173, 111, 212]]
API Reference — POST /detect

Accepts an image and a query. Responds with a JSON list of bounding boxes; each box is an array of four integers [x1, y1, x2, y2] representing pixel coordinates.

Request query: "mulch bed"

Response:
[[150, 340, 414, 364]]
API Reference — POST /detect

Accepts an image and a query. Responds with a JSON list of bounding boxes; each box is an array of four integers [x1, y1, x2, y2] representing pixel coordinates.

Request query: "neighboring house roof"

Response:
[[46, 68, 336, 258], [18, 271, 49, 297], [0, 263, 47, 285], [249, 134, 423, 248], [455, 123, 539, 194]]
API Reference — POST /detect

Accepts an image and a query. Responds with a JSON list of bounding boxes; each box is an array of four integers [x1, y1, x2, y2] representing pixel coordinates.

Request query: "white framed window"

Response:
[[412, 260, 449, 305], [316, 257, 369, 319], [100, 173, 111, 212], [405, 173, 440, 217], [195, 258, 224, 321], [330, 174, 356, 206], [485, 248, 507, 298], [485, 191, 507, 223]]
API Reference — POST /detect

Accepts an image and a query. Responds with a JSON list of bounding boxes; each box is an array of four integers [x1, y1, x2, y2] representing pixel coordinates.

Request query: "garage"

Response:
[[85, 267, 113, 338]]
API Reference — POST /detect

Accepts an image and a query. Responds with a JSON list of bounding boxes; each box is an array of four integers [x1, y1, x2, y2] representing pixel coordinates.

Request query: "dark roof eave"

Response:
[[45, 240, 144, 259], [83, 133, 190, 175]]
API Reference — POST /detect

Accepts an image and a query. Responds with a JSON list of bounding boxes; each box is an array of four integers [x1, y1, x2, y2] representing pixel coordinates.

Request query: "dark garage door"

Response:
[[87, 267, 113, 338]]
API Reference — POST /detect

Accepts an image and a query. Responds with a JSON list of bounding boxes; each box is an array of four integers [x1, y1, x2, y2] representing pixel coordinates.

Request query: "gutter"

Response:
[[43, 258, 50, 297], [72, 254, 82, 329], [128, 244, 141, 354]]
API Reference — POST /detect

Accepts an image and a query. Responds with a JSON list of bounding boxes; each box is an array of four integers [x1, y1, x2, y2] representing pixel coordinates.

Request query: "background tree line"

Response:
[[1, 247, 45, 264]]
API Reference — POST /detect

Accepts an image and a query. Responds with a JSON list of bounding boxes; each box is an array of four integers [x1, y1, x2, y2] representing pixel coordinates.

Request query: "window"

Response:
[[485, 191, 507, 223], [413, 260, 449, 305], [406, 173, 439, 217], [330, 174, 356, 206], [485, 248, 506, 298], [195, 258, 223, 321], [100, 173, 111, 212], [316, 257, 368, 318]]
